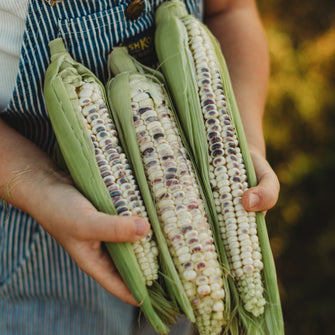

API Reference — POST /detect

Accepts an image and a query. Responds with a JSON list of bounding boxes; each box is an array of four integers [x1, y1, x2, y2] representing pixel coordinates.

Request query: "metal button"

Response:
[[126, 0, 144, 20]]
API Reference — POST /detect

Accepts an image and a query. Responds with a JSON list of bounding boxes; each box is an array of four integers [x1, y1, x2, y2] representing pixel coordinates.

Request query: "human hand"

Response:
[[241, 148, 280, 213], [0, 119, 151, 306], [30, 171, 150, 306], [204, 0, 277, 213]]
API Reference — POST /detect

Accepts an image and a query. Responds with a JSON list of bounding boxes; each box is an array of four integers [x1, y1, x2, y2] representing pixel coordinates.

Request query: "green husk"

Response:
[[154, 1, 284, 334], [154, 3, 237, 334], [43, 37, 173, 334], [205, 23, 284, 335], [105, 47, 195, 323]]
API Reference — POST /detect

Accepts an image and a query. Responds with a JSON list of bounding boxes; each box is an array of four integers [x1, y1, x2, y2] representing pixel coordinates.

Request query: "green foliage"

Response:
[[257, 1, 335, 334]]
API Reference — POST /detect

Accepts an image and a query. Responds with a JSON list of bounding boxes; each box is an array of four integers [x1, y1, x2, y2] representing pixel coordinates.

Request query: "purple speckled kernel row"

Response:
[[185, 17, 266, 317], [129, 72, 225, 333]]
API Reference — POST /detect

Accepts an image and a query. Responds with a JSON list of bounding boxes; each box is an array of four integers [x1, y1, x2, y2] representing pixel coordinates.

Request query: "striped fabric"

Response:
[[0, 0, 202, 334], [0, 0, 29, 107]]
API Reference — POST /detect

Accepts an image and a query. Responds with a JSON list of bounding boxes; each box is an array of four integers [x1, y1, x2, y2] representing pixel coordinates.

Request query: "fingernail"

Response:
[[135, 219, 148, 237], [249, 193, 260, 209]]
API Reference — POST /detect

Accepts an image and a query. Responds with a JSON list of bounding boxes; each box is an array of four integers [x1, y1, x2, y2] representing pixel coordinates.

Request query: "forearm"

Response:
[[204, 0, 270, 156], [0, 118, 71, 218]]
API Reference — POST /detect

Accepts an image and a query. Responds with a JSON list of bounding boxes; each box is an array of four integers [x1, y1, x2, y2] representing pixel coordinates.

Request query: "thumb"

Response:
[[79, 212, 151, 243], [242, 159, 280, 212]]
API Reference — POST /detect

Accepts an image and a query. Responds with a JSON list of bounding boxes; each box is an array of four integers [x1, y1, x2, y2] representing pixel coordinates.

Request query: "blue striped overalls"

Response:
[[0, 0, 202, 334]]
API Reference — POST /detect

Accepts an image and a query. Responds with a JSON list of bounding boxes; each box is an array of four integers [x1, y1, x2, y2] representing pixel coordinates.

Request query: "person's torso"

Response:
[[1, 0, 203, 155]]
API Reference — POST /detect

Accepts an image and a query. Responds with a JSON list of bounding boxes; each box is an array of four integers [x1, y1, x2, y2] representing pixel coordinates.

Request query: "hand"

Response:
[[204, 0, 277, 213], [33, 172, 150, 306], [1, 117, 277, 308], [241, 149, 280, 213], [0, 119, 150, 306]]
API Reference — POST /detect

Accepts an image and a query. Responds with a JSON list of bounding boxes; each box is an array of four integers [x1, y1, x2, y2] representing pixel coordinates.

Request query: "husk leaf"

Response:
[[106, 49, 195, 322]]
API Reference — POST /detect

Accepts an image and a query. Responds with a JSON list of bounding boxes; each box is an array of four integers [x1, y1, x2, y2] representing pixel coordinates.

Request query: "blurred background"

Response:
[[257, 0, 335, 334]]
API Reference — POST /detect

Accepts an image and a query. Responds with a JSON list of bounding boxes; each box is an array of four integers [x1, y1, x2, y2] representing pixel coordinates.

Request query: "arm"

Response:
[[204, 0, 280, 211], [0, 118, 149, 305]]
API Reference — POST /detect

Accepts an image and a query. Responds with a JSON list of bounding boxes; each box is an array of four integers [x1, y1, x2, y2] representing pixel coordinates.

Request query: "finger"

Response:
[[242, 161, 280, 212], [68, 240, 138, 306], [87, 251, 138, 306], [75, 212, 150, 243]]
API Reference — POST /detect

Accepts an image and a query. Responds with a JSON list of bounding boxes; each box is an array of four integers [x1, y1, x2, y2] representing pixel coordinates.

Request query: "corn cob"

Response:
[[156, 3, 265, 316], [106, 47, 228, 335], [43, 38, 175, 334], [77, 78, 160, 286], [185, 16, 266, 316], [155, 1, 284, 334]]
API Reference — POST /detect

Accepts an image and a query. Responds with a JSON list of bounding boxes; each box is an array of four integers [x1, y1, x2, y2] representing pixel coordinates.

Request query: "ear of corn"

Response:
[[106, 48, 195, 323], [43, 38, 177, 334], [106, 47, 231, 335], [155, 1, 284, 334], [106, 53, 195, 323]]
